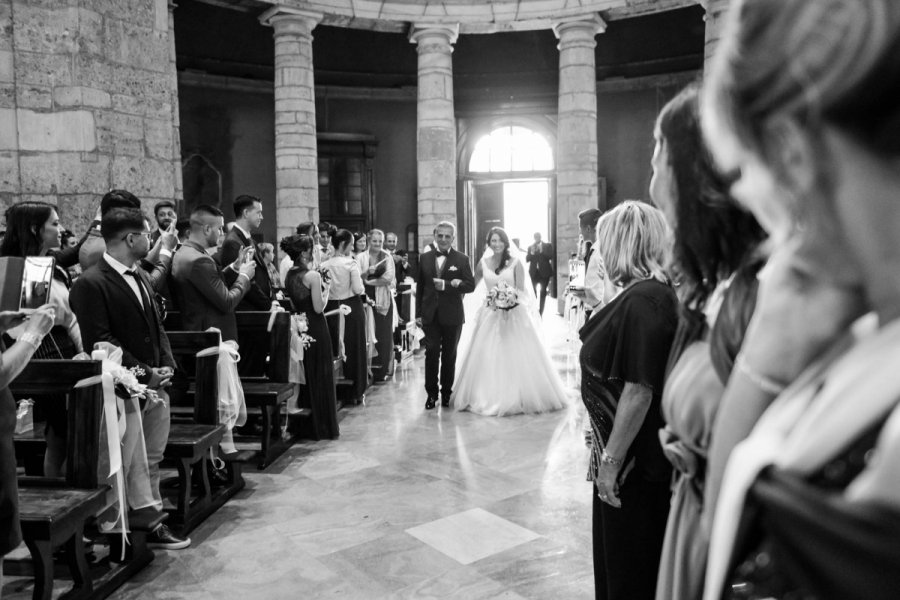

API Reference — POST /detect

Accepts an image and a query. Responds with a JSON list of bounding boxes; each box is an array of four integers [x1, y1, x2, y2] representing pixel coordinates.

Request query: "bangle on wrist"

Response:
[[600, 449, 622, 467], [18, 331, 43, 350], [735, 354, 787, 396]]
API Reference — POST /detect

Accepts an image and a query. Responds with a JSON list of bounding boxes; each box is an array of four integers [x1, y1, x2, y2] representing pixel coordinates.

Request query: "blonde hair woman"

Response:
[[579, 201, 678, 600], [700, 1, 900, 599]]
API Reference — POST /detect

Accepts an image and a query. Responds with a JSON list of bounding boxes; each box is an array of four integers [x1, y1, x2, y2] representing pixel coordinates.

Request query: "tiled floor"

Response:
[[5, 315, 594, 599]]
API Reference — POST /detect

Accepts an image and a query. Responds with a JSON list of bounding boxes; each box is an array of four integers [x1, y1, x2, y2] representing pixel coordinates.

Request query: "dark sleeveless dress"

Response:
[[285, 267, 339, 440]]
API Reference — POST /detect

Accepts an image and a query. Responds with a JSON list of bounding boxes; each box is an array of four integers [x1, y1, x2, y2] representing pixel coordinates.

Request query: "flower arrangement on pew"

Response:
[[111, 364, 160, 403], [485, 281, 519, 312]]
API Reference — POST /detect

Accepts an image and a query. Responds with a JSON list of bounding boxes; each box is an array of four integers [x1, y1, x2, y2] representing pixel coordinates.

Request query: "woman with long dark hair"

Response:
[[321, 229, 368, 404], [452, 226, 569, 415], [281, 234, 338, 440], [1, 201, 83, 477], [650, 84, 765, 600]]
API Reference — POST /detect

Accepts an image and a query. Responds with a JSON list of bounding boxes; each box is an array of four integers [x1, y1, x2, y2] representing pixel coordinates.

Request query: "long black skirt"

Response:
[[326, 296, 368, 402]]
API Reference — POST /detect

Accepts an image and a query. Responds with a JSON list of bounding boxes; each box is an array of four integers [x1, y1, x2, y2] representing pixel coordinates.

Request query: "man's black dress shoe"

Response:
[[147, 524, 191, 550], [441, 397, 450, 408], [425, 396, 437, 410]]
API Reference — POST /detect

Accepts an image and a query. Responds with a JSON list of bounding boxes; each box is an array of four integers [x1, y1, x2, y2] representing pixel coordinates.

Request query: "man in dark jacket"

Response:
[[216, 194, 271, 310]]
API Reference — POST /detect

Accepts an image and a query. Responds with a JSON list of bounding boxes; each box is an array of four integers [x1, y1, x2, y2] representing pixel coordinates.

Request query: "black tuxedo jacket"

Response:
[[526, 242, 554, 280], [216, 227, 272, 310], [70, 257, 175, 385], [416, 246, 475, 326]]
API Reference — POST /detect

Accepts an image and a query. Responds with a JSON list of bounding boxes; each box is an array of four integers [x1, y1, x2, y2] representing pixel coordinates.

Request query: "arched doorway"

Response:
[[460, 125, 556, 282]]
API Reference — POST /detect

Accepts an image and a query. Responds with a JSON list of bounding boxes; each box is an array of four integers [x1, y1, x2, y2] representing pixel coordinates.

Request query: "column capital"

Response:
[[408, 22, 460, 46], [552, 13, 606, 39], [259, 5, 323, 32]]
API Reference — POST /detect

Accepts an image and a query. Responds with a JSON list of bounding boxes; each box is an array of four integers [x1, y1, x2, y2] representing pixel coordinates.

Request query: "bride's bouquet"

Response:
[[485, 281, 519, 311]]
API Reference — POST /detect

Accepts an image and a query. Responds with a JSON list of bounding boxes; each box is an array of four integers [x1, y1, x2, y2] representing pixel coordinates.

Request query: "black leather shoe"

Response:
[[425, 396, 436, 410], [147, 524, 191, 550], [441, 397, 450, 408]]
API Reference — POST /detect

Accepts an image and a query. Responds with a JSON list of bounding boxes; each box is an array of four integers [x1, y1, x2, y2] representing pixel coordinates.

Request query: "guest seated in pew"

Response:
[[282, 234, 339, 439], [0, 305, 55, 591], [1, 201, 84, 478], [70, 207, 190, 550], [321, 229, 367, 404], [171, 205, 255, 343]]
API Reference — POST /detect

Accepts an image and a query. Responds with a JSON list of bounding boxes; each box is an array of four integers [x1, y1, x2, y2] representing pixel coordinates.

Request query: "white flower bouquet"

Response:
[[485, 281, 519, 311]]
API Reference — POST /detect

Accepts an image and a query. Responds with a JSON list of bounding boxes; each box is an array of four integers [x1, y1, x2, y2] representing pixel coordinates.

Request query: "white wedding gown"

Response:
[[452, 256, 571, 416]]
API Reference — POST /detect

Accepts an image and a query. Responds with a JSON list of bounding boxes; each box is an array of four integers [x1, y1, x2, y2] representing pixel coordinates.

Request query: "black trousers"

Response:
[[592, 476, 670, 600], [532, 275, 551, 315], [422, 322, 462, 399]]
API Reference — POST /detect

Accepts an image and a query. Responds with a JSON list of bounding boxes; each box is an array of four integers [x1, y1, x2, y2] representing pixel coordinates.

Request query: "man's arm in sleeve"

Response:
[[191, 256, 250, 313], [455, 257, 476, 294]]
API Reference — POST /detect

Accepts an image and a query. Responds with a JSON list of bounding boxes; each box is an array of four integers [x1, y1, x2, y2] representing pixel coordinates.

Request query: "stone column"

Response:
[[168, 2, 184, 210], [702, 0, 731, 69], [409, 23, 459, 248], [553, 14, 605, 313], [260, 6, 322, 244]]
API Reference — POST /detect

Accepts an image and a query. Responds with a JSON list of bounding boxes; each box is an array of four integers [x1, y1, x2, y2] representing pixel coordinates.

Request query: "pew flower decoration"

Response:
[[485, 281, 519, 311], [110, 365, 159, 403]]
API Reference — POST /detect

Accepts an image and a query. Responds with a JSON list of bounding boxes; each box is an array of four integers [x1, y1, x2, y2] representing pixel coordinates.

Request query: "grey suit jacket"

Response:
[[171, 240, 250, 341]]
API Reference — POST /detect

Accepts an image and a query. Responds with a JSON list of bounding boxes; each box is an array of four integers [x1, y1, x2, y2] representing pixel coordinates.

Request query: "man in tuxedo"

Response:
[[217, 195, 272, 310], [415, 222, 475, 409], [525, 232, 555, 315], [171, 204, 255, 342], [70, 207, 190, 550]]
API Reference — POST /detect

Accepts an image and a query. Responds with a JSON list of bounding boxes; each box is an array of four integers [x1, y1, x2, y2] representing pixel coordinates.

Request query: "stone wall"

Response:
[[0, 0, 181, 234]]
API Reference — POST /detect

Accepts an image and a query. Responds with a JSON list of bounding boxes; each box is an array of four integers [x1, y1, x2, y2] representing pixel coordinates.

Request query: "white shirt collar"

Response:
[[103, 252, 136, 275], [233, 223, 251, 240]]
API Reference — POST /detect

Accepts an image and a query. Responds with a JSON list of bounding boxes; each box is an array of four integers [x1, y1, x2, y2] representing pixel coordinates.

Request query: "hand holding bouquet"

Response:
[[485, 281, 519, 311]]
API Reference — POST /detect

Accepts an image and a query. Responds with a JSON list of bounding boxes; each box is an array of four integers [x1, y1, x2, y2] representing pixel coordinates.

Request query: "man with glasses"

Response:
[[171, 204, 255, 342], [70, 207, 190, 550]]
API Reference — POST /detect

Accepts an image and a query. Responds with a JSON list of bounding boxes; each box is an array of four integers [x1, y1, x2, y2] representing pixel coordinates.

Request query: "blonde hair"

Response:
[[595, 201, 670, 287], [702, 0, 900, 167]]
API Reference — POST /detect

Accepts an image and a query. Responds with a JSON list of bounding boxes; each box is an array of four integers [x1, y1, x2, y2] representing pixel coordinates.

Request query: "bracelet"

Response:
[[18, 331, 43, 350], [735, 354, 787, 395], [600, 449, 622, 467]]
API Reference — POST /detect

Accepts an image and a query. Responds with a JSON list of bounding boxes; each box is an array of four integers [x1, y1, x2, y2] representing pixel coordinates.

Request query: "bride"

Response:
[[452, 227, 570, 416]]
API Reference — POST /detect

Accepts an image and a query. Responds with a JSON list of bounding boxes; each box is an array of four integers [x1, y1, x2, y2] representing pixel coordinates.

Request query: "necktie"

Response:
[[125, 270, 152, 314]]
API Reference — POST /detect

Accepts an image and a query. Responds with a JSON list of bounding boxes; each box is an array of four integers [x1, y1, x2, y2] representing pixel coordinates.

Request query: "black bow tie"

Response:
[[435, 250, 449, 257]]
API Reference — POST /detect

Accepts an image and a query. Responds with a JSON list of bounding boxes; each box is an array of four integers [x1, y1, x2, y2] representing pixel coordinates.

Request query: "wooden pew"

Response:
[[163, 331, 248, 534], [163, 312, 308, 469], [8, 360, 163, 600]]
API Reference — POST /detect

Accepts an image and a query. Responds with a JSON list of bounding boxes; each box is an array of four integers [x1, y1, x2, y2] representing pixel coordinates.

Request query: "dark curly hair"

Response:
[[656, 83, 765, 309], [485, 227, 511, 275], [280, 234, 314, 264]]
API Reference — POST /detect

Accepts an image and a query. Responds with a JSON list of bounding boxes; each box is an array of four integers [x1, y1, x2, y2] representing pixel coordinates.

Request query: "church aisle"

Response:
[[109, 315, 592, 599]]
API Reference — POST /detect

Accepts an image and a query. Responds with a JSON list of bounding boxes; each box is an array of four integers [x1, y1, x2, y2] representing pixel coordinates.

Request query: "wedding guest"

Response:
[[0, 305, 55, 588], [359, 229, 396, 381], [282, 234, 338, 439], [258, 243, 282, 290], [649, 84, 765, 600], [71, 207, 189, 550], [175, 218, 191, 246], [575, 208, 605, 319], [579, 201, 678, 600], [526, 232, 555, 315], [218, 194, 272, 311], [1, 201, 84, 478], [353, 231, 367, 256], [150, 200, 177, 245], [60, 229, 77, 248], [700, 2, 900, 599], [318, 221, 336, 261], [280, 222, 318, 284], [171, 205, 255, 342], [321, 229, 367, 404]]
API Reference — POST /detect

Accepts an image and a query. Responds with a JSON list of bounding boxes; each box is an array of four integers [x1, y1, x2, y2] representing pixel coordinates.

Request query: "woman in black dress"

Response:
[[320, 229, 368, 404], [0, 306, 55, 580], [579, 201, 678, 600], [281, 234, 339, 440]]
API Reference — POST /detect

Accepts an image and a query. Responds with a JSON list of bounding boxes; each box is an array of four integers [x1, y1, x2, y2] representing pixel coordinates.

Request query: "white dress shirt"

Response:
[[103, 252, 145, 308]]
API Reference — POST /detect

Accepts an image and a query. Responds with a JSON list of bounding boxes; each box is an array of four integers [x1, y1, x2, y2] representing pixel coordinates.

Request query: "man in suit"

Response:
[[171, 204, 255, 342], [70, 207, 190, 550], [415, 222, 475, 410], [525, 232, 555, 315], [217, 195, 272, 309]]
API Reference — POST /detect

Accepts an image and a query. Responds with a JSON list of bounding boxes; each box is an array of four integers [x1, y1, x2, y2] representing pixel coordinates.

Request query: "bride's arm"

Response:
[[513, 259, 526, 293]]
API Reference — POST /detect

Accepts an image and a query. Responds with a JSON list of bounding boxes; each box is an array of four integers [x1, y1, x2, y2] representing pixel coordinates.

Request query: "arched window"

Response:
[[468, 126, 553, 173]]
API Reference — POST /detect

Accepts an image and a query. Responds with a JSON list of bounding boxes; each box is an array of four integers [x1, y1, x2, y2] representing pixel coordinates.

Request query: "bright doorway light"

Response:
[[503, 180, 549, 250], [469, 126, 553, 173]]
